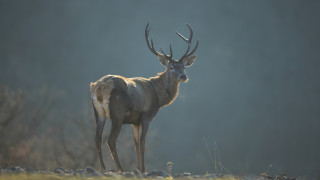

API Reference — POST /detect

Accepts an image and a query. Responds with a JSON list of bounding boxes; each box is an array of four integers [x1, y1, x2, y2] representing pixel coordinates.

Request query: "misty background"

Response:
[[1, 0, 320, 178]]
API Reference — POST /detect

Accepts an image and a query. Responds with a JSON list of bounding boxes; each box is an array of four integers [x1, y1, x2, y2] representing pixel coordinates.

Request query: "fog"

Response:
[[1, 0, 320, 178]]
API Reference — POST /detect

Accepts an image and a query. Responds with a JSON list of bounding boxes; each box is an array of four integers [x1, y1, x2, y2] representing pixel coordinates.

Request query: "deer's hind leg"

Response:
[[92, 100, 107, 170], [107, 89, 130, 172]]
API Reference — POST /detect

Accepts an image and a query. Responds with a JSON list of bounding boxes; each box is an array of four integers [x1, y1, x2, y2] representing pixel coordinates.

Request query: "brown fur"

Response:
[[150, 70, 180, 107], [90, 69, 180, 117], [96, 86, 103, 103]]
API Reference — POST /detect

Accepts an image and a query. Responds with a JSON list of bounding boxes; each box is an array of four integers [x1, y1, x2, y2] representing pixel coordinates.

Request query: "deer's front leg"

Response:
[[140, 118, 150, 173], [132, 124, 141, 171]]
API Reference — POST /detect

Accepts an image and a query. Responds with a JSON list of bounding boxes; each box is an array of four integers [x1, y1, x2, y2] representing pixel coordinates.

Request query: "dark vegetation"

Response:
[[0, 86, 155, 171], [0, 85, 94, 168]]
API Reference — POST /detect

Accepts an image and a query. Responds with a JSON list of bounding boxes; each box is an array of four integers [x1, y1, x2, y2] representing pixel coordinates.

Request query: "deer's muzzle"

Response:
[[179, 74, 188, 82]]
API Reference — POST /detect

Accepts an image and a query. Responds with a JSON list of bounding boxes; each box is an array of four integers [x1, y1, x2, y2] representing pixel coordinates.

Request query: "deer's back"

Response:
[[90, 75, 158, 119]]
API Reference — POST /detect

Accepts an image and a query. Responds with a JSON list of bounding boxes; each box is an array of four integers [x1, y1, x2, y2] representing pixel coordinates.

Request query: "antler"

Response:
[[145, 23, 174, 61], [176, 24, 199, 62]]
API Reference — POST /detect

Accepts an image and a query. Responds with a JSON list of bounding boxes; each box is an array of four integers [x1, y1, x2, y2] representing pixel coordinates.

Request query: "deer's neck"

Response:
[[150, 70, 180, 108]]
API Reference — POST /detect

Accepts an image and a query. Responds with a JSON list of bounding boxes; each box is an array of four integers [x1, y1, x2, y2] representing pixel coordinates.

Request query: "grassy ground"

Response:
[[0, 174, 240, 180]]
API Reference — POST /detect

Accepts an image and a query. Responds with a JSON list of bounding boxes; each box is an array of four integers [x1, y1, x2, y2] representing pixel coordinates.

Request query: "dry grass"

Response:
[[0, 174, 240, 180], [0, 85, 157, 170], [0, 174, 114, 180]]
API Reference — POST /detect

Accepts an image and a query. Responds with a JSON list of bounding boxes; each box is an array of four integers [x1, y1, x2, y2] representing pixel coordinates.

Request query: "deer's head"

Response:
[[145, 23, 198, 83]]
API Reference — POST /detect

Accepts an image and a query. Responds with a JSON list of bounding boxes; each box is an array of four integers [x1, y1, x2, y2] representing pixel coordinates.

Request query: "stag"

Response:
[[90, 23, 198, 172]]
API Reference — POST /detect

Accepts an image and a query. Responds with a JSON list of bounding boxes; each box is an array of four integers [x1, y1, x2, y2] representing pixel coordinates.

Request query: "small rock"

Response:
[[117, 171, 125, 175], [182, 172, 192, 176], [133, 169, 141, 174], [54, 167, 66, 174], [173, 172, 192, 178], [25, 167, 36, 173], [74, 169, 85, 175], [147, 170, 170, 177], [66, 170, 73, 174], [107, 169, 118, 173], [8, 166, 23, 172], [143, 172, 148, 178], [204, 173, 218, 178], [102, 172, 113, 177], [85, 166, 97, 173], [85, 166, 102, 176], [100, 169, 107, 173], [124, 171, 135, 177]]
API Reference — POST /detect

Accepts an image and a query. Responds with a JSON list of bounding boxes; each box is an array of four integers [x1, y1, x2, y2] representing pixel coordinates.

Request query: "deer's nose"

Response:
[[179, 74, 187, 81]]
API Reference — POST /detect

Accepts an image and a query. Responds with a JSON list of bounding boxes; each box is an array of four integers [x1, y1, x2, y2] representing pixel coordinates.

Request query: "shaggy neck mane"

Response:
[[150, 70, 180, 108]]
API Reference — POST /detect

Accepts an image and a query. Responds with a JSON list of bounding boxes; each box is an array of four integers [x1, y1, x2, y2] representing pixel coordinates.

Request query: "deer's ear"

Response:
[[183, 55, 197, 67], [158, 54, 169, 66]]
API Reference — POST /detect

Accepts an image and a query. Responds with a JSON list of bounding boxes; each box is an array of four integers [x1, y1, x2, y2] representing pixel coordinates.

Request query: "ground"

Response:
[[0, 166, 301, 180]]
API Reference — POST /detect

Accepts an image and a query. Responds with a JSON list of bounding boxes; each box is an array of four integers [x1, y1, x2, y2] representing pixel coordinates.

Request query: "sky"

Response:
[[1, 0, 320, 177]]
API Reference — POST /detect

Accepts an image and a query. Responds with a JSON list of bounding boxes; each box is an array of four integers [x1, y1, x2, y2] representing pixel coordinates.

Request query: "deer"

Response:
[[90, 22, 198, 173]]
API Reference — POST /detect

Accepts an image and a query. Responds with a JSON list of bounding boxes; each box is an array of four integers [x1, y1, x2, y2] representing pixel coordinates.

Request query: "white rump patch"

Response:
[[91, 77, 114, 119]]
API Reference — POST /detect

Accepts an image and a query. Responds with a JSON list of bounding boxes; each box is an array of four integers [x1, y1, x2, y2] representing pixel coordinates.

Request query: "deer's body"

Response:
[[90, 72, 179, 125], [91, 23, 198, 172]]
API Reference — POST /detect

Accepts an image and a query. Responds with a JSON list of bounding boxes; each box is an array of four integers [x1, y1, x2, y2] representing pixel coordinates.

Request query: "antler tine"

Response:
[[176, 31, 188, 42], [187, 39, 199, 57], [186, 24, 193, 43], [169, 44, 173, 58], [145, 22, 197, 61], [160, 48, 167, 57], [176, 31, 191, 58], [145, 23, 161, 56], [145, 23, 174, 61], [177, 24, 198, 61], [160, 48, 174, 62], [150, 39, 156, 50]]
